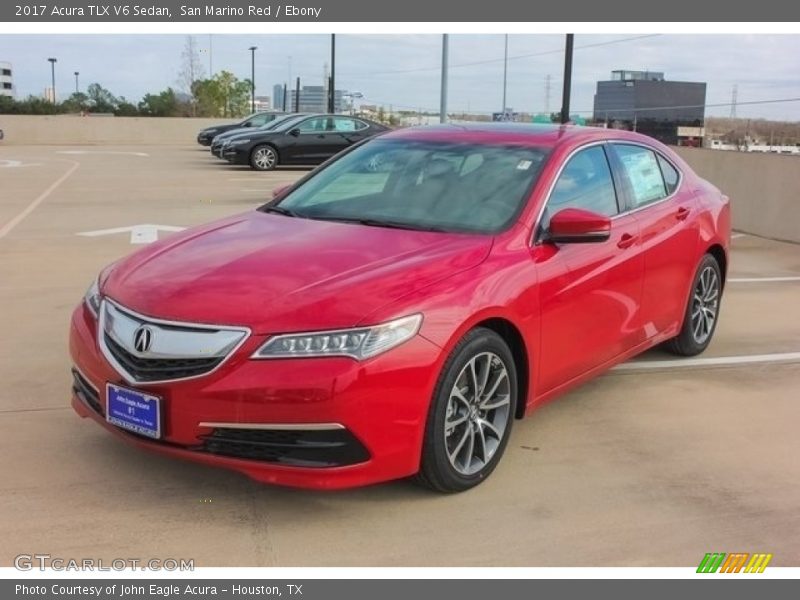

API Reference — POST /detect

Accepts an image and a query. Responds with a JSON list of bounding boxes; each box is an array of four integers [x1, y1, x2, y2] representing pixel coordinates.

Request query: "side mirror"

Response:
[[289, 128, 301, 137], [272, 184, 291, 199], [546, 208, 611, 244], [243, 122, 252, 127]]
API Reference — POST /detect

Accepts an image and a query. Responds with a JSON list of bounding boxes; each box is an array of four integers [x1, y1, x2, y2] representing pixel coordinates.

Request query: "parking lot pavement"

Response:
[[1, 144, 798, 567]]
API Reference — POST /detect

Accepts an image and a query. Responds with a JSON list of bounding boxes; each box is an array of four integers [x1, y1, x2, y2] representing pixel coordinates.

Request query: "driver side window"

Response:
[[542, 145, 619, 230]]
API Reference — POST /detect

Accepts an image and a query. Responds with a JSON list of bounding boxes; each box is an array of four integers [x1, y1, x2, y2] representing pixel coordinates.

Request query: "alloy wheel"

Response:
[[444, 352, 511, 476], [253, 147, 276, 170], [691, 265, 720, 344]]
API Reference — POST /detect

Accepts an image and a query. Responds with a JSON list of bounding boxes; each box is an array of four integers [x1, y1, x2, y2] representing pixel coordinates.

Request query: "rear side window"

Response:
[[657, 154, 680, 194], [613, 144, 667, 208], [544, 145, 619, 227]]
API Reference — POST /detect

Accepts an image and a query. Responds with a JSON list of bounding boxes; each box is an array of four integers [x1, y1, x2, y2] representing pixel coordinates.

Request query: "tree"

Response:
[[138, 88, 180, 117], [191, 71, 251, 118], [178, 35, 205, 115], [86, 83, 119, 113], [61, 92, 89, 113]]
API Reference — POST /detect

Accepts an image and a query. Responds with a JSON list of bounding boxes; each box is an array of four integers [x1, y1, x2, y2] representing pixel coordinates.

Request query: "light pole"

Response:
[[74, 71, 79, 94], [560, 34, 574, 124], [248, 46, 257, 113], [328, 34, 336, 113], [440, 34, 449, 123], [501, 34, 508, 117], [47, 57, 57, 103]]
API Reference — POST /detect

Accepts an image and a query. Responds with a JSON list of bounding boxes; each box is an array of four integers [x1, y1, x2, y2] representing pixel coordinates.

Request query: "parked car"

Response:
[[196, 112, 287, 146], [210, 113, 310, 158], [222, 114, 389, 170], [70, 124, 730, 492]]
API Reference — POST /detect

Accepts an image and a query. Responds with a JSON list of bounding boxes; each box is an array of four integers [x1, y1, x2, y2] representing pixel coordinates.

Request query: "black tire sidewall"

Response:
[[422, 328, 518, 492], [679, 254, 723, 353]]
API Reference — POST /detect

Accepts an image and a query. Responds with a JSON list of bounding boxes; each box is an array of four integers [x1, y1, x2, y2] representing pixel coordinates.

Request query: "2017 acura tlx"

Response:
[[70, 124, 730, 492]]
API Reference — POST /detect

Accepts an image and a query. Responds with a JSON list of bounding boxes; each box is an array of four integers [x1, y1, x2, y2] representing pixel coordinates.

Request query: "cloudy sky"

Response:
[[1, 34, 799, 119]]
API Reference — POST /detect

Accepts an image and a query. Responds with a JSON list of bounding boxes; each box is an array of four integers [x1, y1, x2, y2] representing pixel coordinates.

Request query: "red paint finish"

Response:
[[70, 125, 730, 489]]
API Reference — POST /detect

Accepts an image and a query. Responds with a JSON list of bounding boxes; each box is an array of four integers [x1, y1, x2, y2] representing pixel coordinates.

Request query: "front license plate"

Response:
[[106, 384, 162, 439]]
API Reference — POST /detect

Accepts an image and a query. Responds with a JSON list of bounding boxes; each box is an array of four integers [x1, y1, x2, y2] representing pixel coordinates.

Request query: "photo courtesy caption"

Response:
[[16, 584, 303, 597]]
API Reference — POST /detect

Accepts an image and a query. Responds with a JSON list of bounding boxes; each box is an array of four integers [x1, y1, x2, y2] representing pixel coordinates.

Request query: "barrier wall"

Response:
[[1, 116, 798, 243], [0, 114, 238, 145], [673, 147, 800, 244]]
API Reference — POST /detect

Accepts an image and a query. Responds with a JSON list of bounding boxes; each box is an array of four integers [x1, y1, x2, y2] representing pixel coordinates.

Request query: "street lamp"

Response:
[[47, 57, 57, 103], [248, 46, 257, 113], [342, 91, 363, 116], [74, 71, 79, 94]]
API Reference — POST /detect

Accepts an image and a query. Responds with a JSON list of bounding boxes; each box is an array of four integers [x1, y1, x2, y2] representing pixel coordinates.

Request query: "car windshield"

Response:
[[272, 139, 548, 234], [269, 115, 316, 133], [259, 114, 303, 131]]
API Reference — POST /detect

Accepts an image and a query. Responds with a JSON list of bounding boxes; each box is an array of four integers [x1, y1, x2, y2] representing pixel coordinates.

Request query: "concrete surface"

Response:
[[0, 144, 799, 567]]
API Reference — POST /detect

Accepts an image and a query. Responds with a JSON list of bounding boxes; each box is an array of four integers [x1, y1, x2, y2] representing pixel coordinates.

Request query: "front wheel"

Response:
[[664, 254, 723, 356], [250, 145, 278, 171], [416, 328, 518, 493]]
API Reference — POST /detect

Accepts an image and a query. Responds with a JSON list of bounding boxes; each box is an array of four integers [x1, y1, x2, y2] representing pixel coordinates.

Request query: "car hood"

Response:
[[102, 211, 492, 334], [216, 127, 252, 141]]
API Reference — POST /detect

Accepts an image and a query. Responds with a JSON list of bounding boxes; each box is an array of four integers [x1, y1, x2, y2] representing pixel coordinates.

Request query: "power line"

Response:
[[353, 34, 662, 78]]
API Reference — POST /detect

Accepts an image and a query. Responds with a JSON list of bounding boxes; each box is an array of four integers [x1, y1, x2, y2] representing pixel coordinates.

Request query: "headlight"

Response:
[[230, 138, 251, 145], [84, 278, 102, 318], [252, 314, 423, 360], [205, 128, 218, 134]]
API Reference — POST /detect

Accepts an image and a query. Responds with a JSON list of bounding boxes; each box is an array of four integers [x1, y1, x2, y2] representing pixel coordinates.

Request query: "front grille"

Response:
[[199, 427, 370, 468], [104, 333, 224, 382], [72, 369, 102, 415]]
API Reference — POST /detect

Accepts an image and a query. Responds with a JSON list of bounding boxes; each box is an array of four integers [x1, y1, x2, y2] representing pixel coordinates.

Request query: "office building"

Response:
[[0, 61, 13, 98]]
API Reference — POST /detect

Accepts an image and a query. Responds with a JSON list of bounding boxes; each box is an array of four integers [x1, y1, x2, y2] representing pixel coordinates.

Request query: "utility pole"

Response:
[[248, 46, 257, 113], [282, 84, 287, 112], [544, 74, 551, 115], [328, 34, 336, 113], [559, 34, 574, 124], [501, 34, 508, 117], [440, 34, 449, 124], [294, 77, 300, 113], [730, 84, 738, 119], [47, 57, 57, 103], [74, 71, 79, 94]]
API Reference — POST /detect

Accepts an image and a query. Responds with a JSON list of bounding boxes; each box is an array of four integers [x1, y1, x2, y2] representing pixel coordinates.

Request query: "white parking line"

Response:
[[0, 160, 80, 241], [613, 351, 800, 372], [731, 233, 747, 239], [729, 276, 800, 283]]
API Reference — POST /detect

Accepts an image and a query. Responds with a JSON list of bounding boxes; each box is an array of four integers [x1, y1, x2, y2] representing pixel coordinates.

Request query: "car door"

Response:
[[535, 144, 646, 393], [609, 143, 700, 336], [284, 116, 339, 163]]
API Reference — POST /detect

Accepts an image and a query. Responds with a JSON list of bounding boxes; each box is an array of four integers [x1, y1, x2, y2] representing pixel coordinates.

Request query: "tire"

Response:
[[664, 253, 723, 356], [249, 145, 278, 171], [416, 327, 518, 493]]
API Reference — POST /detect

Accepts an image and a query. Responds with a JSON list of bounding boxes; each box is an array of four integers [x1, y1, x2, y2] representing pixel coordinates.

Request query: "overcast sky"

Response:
[[1, 34, 799, 120]]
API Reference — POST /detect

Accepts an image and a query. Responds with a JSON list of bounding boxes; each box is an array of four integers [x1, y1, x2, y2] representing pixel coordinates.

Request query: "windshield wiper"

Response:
[[309, 215, 447, 232], [262, 205, 301, 218]]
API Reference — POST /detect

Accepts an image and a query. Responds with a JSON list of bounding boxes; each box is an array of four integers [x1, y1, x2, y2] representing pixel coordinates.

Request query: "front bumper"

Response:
[[197, 133, 213, 146], [223, 146, 250, 164], [69, 303, 443, 489]]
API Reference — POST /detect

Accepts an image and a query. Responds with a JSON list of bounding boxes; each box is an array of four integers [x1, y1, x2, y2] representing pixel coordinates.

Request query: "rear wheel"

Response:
[[416, 328, 517, 493], [250, 145, 278, 171], [664, 254, 722, 356]]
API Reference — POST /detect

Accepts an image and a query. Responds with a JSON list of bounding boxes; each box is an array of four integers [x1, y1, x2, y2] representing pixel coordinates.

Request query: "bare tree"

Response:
[[178, 36, 205, 114]]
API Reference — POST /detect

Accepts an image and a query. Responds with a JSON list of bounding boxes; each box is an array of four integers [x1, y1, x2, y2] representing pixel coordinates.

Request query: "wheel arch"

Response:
[[706, 243, 727, 289], [473, 317, 530, 420]]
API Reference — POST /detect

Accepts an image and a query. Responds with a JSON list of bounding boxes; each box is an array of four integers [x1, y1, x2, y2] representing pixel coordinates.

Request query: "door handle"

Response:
[[676, 206, 691, 221], [617, 233, 637, 249]]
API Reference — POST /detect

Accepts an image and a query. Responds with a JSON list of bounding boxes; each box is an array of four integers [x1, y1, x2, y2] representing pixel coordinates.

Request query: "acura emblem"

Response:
[[133, 325, 154, 353]]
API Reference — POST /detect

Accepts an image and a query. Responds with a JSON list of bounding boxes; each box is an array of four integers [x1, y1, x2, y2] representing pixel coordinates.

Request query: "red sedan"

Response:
[[70, 124, 730, 492]]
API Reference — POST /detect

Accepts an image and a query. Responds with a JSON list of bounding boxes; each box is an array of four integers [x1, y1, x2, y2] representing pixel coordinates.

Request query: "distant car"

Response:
[[0, 128, 4, 141], [70, 124, 729, 492], [222, 114, 389, 170], [196, 112, 287, 146], [210, 113, 310, 158]]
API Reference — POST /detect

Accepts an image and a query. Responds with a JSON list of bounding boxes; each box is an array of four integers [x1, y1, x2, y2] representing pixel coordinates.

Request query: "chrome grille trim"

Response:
[[98, 298, 251, 385]]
